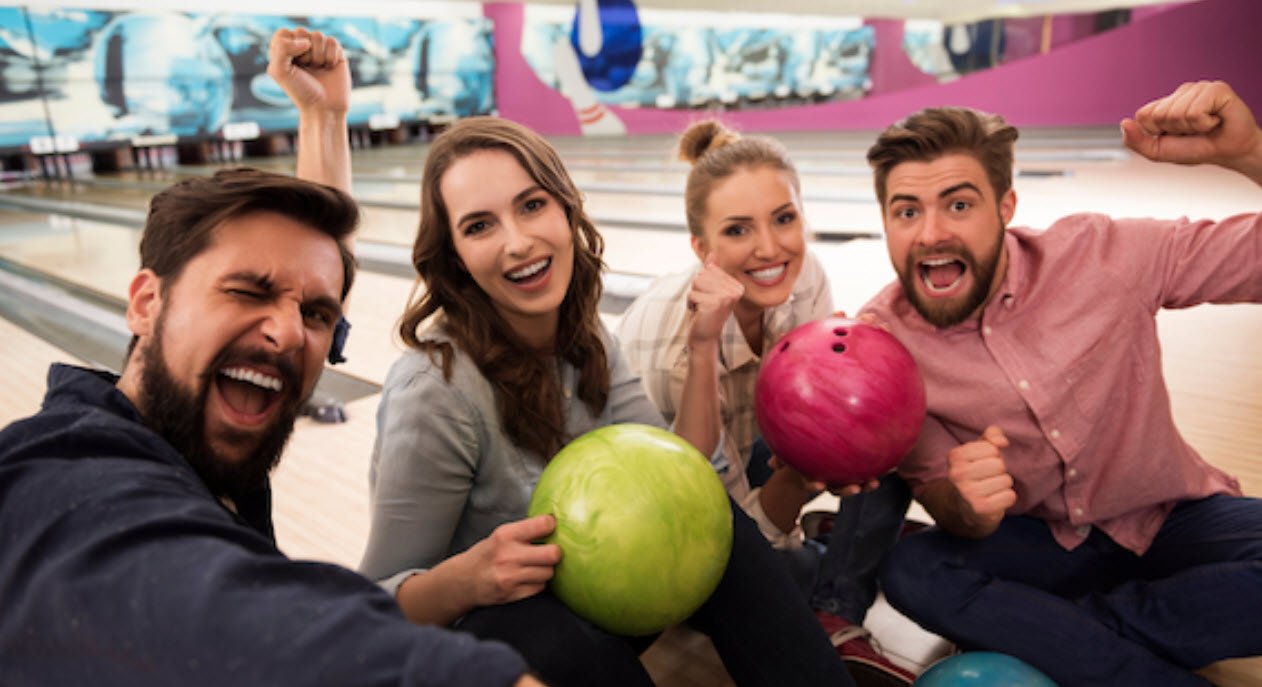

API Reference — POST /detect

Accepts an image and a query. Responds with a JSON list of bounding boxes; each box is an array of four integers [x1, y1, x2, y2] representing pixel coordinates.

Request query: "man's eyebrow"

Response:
[[306, 294, 344, 318], [221, 271, 273, 289], [940, 182, 982, 198], [888, 193, 919, 205]]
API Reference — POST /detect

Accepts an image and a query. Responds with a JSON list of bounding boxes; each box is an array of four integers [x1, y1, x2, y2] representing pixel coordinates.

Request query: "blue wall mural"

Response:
[[523, 13, 873, 110], [0, 7, 495, 150]]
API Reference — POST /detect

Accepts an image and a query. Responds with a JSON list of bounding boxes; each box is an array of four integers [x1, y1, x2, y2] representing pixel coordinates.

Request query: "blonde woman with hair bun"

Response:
[[619, 119, 916, 686]]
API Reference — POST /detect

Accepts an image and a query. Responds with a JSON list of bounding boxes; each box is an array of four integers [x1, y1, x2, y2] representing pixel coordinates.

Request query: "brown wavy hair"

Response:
[[399, 117, 608, 461], [678, 119, 800, 238]]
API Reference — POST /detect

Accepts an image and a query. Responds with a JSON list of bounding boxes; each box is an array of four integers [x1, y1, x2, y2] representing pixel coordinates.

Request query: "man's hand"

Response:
[[946, 425, 1016, 536], [266, 28, 351, 116], [1121, 80, 1262, 183]]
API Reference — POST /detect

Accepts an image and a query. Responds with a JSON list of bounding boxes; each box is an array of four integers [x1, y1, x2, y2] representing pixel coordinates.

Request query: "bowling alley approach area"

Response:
[[1, 0, 1261, 685]]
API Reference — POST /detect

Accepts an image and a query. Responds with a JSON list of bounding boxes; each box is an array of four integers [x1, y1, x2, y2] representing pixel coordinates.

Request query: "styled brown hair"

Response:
[[399, 116, 608, 461], [678, 119, 800, 237], [866, 107, 1019, 207], [130, 167, 359, 355]]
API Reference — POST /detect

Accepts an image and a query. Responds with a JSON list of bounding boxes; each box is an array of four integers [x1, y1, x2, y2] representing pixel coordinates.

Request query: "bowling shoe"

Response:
[[815, 610, 916, 687]]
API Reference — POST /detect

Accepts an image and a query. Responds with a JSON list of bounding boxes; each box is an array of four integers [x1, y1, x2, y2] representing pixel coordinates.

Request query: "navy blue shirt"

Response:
[[0, 364, 528, 687]]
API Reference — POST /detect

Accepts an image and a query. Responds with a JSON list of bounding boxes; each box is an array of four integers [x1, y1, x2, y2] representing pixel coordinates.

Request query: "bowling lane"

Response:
[[1158, 304, 1262, 498], [2, 181, 159, 214], [0, 216, 140, 303], [0, 314, 83, 426]]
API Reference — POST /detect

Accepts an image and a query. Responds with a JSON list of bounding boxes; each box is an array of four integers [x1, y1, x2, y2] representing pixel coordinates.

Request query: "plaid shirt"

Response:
[[618, 252, 834, 544]]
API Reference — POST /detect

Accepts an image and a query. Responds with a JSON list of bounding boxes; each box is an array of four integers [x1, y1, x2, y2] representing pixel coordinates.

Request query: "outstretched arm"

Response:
[[1122, 80, 1262, 188], [267, 28, 352, 193]]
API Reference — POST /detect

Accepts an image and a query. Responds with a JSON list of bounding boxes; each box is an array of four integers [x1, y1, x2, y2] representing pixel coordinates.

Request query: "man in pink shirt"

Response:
[[861, 80, 1262, 685]]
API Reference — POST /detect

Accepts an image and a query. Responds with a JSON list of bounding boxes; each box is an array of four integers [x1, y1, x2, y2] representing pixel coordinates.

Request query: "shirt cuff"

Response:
[[379, 567, 426, 598], [740, 487, 803, 551]]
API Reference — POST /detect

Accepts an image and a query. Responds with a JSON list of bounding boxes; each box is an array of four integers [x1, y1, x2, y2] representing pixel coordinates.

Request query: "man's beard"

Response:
[[900, 226, 1004, 329], [136, 315, 306, 497]]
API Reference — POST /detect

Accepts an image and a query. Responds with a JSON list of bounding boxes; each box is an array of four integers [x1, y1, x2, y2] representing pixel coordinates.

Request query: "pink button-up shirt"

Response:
[[862, 212, 1260, 554]]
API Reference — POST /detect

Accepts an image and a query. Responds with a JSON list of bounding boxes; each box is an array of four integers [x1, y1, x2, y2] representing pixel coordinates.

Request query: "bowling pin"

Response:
[[551, 36, 625, 136]]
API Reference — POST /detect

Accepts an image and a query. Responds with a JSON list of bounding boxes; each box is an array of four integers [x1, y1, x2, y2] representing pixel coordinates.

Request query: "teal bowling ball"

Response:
[[526, 423, 732, 636], [916, 652, 1058, 687]]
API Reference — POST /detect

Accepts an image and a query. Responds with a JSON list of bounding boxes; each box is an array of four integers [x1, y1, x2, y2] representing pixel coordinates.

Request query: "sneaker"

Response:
[[815, 611, 916, 687]]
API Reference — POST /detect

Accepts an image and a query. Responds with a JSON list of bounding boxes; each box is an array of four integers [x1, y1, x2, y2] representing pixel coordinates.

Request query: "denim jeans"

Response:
[[748, 438, 913, 624], [880, 494, 1262, 686], [457, 497, 855, 687]]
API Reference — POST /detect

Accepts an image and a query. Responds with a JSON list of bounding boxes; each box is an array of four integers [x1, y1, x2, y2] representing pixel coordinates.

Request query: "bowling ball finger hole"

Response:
[[779, 341, 791, 353], [832, 343, 847, 353], [833, 327, 850, 336]]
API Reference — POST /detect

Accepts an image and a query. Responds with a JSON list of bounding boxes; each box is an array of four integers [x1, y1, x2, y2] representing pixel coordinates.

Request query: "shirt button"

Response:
[[1066, 467, 1078, 479], [1076, 525, 1091, 538], [1073, 507, 1084, 517], [1050, 429, 1061, 439], [1018, 379, 1030, 390], [563, 388, 572, 399], [983, 326, 993, 336]]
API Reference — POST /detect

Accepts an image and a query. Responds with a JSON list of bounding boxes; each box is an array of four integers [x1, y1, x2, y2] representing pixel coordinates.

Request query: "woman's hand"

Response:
[[686, 253, 744, 349], [463, 515, 563, 607]]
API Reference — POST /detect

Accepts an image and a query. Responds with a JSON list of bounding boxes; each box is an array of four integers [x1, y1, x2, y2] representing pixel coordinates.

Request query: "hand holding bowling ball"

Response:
[[462, 515, 562, 608], [755, 317, 926, 484], [526, 424, 732, 636]]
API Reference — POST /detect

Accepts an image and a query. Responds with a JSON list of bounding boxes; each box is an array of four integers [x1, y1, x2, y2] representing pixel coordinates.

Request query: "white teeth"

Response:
[[748, 264, 786, 281], [507, 258, 550, 281], [220, 367, 283, 392], [919, 257, 965, 293]]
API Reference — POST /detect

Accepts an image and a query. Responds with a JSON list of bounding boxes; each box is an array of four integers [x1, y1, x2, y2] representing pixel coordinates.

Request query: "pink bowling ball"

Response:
[[754, 317, 926, 484]]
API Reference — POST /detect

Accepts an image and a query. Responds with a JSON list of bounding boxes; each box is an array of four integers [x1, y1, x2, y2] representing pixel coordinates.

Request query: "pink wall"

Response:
[[492, 0, 1262, 135], [485, 3, 585, 135]]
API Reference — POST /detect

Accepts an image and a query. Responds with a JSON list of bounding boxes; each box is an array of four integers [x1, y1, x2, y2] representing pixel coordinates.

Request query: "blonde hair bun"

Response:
[[677, 119, 741, 165]]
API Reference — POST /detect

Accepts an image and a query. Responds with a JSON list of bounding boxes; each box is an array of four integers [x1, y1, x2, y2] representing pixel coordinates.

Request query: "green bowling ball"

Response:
[[527, 423, 733, 636]]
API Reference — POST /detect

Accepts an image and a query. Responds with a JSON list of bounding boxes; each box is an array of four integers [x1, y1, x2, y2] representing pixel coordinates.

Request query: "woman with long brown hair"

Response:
[[271, 28, 856, 687]]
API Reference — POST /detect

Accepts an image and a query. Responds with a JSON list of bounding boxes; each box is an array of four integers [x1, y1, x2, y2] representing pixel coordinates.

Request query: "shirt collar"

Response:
[[994, 228, 1026, 309], [45, 363, 141, 421]]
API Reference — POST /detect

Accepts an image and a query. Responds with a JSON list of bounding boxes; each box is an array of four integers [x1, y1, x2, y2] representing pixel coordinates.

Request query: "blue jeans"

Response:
[[748, 439, 912, 624], [457, 497, 855, 687], [880, 494, 1262, 686]]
